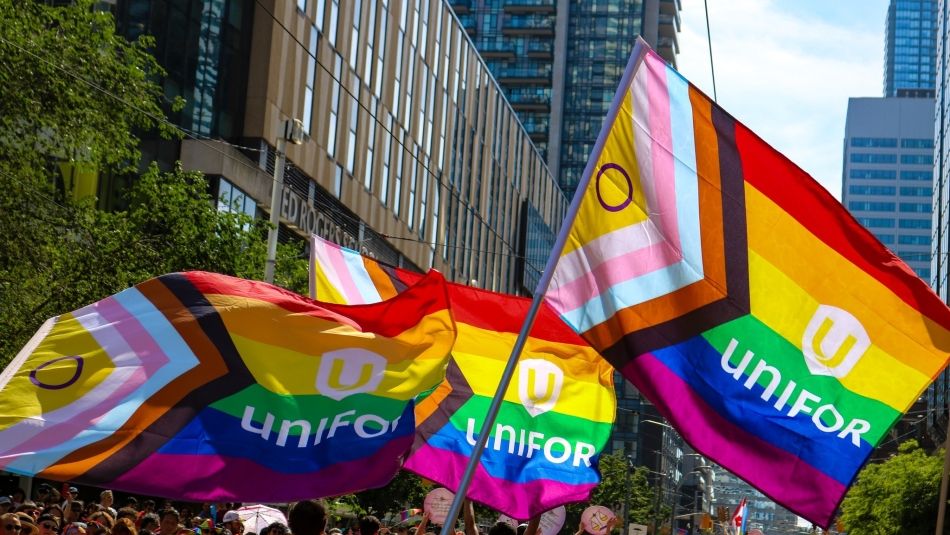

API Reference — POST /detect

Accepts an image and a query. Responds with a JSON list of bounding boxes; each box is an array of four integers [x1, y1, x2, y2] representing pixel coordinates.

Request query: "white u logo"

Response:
[[802, 304, 871, 379], [518, 359, 564, 417], [315, 348, 386, 401]]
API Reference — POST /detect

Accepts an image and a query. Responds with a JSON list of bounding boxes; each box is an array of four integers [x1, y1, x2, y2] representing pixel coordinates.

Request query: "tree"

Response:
[[839, 440, 949, 535], [565, 452, 657, 532], [354, 471, 429, 519]]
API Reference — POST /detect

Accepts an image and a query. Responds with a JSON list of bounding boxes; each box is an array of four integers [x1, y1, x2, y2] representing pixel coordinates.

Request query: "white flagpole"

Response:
[[436, 38, 649, 535]]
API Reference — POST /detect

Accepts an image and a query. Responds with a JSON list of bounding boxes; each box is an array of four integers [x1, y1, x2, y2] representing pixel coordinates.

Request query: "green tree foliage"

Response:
[[839, 440, 949, 535], [566, 452, 657, 531], [354, 471, 429, 518], [0, 1, 306, 367]]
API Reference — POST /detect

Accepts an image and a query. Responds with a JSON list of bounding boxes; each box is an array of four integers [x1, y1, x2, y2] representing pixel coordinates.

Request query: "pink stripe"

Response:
[[644, 53, 681, 250], [322, 240, 363, 303], [0, 297, 162, 466], [405, 443, 596, 521], [549, 239, 683, 312], [108, 438, 412, 501], [624, 354, 844, 528]]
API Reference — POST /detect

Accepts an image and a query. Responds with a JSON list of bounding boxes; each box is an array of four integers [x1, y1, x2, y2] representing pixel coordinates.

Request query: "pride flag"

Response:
[[545, 41, 950, 527], [0, 271, 455, 501], [311, 236, 616, 520]]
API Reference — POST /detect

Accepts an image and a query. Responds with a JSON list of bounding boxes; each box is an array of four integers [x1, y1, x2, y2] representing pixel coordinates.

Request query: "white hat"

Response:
[[223, 511, 241, 524]]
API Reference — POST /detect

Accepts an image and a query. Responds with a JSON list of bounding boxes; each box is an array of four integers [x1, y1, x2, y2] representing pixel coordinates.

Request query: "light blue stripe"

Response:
[[666, 65, 703, 283], [341, 250, 383, 303], [560, 258, 704, 333], [7, 287, 201, 473]]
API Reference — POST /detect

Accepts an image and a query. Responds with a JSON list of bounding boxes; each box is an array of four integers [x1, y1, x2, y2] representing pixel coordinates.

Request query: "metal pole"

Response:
[[264, 133, 287, 283], [436, 39, 648, 535], [936, 432, 950, 535]]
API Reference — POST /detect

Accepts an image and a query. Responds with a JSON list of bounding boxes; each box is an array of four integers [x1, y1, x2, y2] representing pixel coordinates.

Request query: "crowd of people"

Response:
[[0, 485, 530, 535]]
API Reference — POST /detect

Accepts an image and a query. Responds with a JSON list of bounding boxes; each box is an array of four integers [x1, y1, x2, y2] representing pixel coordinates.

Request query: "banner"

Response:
[[0, 271, 455, 501], [545, 41, 950, 527], [311, 236, 616, 519]]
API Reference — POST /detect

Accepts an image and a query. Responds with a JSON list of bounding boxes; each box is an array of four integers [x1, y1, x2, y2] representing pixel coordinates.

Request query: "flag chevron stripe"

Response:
[[735, 123, 950, 332], [625, 352, 846, 523]]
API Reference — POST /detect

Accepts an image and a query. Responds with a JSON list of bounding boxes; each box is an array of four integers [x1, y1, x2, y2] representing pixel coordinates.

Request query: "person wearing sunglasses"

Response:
[[14, 513, 37, 535], [38, 514, 60, 535], [1, 514, 24, 535]]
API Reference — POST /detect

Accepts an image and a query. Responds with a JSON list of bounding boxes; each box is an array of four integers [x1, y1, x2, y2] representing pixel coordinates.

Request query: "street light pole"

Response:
[[264, 119, 303, 283]]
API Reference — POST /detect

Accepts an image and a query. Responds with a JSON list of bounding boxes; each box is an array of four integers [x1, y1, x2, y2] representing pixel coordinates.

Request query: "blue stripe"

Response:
[[423, 419, 601, 486], [650, 334, 871, 485], [666, 65, 703, 284], [157, 403, 415, 473]]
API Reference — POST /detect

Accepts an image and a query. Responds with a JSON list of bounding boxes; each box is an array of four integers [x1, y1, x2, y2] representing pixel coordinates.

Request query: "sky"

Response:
[[676, 0, 891, 199]]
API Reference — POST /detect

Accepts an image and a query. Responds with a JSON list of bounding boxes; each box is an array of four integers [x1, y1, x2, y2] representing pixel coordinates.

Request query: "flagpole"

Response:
[[436, 38, 649, 535]]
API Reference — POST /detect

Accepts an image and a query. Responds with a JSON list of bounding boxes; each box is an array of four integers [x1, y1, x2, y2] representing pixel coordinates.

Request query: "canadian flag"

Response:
[[731, 498, 748, 534]]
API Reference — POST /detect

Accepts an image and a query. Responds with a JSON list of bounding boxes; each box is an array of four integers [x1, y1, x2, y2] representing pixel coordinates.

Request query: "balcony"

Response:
[[508, 92, 551, 112], [450, 0, 472, 15], [497, 65, 551, 86], [503, 0, 556, 14], [479, 42, 516, 59], [526, 40, 553, 59], [658, 12, 680, 36], [502, 15, 555, 37], [658, 35, 679, 62]]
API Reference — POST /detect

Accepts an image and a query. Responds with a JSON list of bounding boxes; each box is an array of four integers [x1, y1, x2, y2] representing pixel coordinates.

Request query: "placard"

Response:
[[423, 488, 455, 525]]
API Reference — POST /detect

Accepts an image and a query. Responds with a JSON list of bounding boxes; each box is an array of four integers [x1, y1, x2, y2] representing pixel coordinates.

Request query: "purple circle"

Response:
[[595, 163, 634, 212], [29, 355, 84, 390]]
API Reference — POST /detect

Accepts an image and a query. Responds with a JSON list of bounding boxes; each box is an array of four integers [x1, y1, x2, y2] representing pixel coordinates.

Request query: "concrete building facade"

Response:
[[110, 0, 569, 295]]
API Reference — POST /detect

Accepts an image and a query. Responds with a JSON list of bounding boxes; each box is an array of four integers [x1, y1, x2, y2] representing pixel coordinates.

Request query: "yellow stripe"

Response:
[[313, 263, 349, 305], [563, 87, 650, 256], [747, 185, 950, 376], [453, 324, 616, 422], [749, 250, 929, 410]]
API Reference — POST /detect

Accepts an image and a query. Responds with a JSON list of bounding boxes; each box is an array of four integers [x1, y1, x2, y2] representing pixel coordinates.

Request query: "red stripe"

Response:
[[184, 270, 450, 338], [734, 123, 950, 331]]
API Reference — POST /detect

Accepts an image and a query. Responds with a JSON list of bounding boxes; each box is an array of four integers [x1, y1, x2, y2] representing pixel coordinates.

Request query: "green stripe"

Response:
[[213, 384, 407, 436], [703, 315, 900, 445]]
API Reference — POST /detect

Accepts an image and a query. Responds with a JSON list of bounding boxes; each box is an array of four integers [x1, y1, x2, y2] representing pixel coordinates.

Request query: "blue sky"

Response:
[[676, 0, 890, 199]]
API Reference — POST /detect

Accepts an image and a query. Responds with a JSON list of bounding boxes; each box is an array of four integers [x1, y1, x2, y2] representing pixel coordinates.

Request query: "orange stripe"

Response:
[[365, 259, 400, 300], [583, 87, 727, 349], [414, 379, 455, 424], [39, 279, 230, 479]]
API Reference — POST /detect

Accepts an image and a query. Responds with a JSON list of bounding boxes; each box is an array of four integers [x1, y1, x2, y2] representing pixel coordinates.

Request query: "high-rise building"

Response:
[[448, 0, 681, 196], [928, 0, 950, 444], [885, 0, 937, 98], [841, 97, 935, 282], [106, 0, 569, 295]]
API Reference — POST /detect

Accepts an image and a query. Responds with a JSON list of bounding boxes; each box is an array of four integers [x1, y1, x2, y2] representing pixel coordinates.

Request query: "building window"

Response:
[[363, 0, 376, 86], [374, 4, 387, 98], [327, 54, 343, 158], [850, 153, 897, 164], [848, 201, 896, 211], [899, 218, 930, 228], [850, 137, 898, 147], [364, 119, 376, 191], [901, 170, 932, 180], [349, 0, 361, 72], [315, 0, 325, 31], [346, 97, 358, 173], [901, 153, 933, 165], [394, 136, 404, 216], [857, 217, 896, 228], [217, 178, 257, 220], [901, 138, 934, 148], [380, 117, 392, 206], [899, 235, 931, 245], [849, 185, 896, 195], [328, 0, 339, 47], [850, 169, 896, 179], [900, 202, 932, 213], [408, 148, 418, 229], [303, 25, 318, 135], [900, 186, 931, 196], [333, 163, 344, 198], [297, 0, 307, 13], [419, 172, 429, 238]]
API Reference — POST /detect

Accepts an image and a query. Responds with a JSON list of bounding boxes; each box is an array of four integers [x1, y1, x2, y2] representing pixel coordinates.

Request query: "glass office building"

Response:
[[449, 0, 681, 196], [111, 0, 568, 294], [885, 0, 937, 97]]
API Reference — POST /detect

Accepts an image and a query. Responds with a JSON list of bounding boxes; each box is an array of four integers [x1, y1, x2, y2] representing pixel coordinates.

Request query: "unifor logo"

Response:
[[802, 304, 871, 379], [518, 359, 564, 417], [315, 348, 386, 401]]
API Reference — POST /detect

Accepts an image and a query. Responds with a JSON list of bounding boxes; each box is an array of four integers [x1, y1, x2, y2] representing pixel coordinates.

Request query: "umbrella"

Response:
[[235, 505, 287, 535]]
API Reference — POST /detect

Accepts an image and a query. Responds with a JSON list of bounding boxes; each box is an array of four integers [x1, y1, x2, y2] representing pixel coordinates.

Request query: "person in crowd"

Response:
[[15, 512, 37, 535], [99, 492, 117, 520], [10, 492, 25, 511], [287, 500, 327, 535], [88, 510, 115, 531], [263, 523, 288, 535], [486, 523, 514, 535], [357, 517, 379, 535], [113, 517, 138, 535], [63, 523, 87, 535], [36, 514, 58, 535], [66, 502, 84, 525], [16, 503, 39, 523], [116, 509, 137, 524], [159, 509, 181, 535], [1, 513, 23, 535], [33, 486, 52, 508], [44, 505, 63, 525], [139, 514, 160, 535], [220, 512, 242, 535], [62, 488, 79, 510], [123, 499, 138, 511], [0, 498, 12, 516]]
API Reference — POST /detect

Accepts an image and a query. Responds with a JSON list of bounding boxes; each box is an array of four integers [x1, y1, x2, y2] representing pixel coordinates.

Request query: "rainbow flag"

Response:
[[0, 271, 455, 501], [311, 236, 616, 520], [545, 41, 950, 528]]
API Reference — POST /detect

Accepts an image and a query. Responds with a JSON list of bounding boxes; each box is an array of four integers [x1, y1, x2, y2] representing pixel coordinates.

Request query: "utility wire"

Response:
[[703, 0, 718, 102], [1, 31, 547, 272]]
